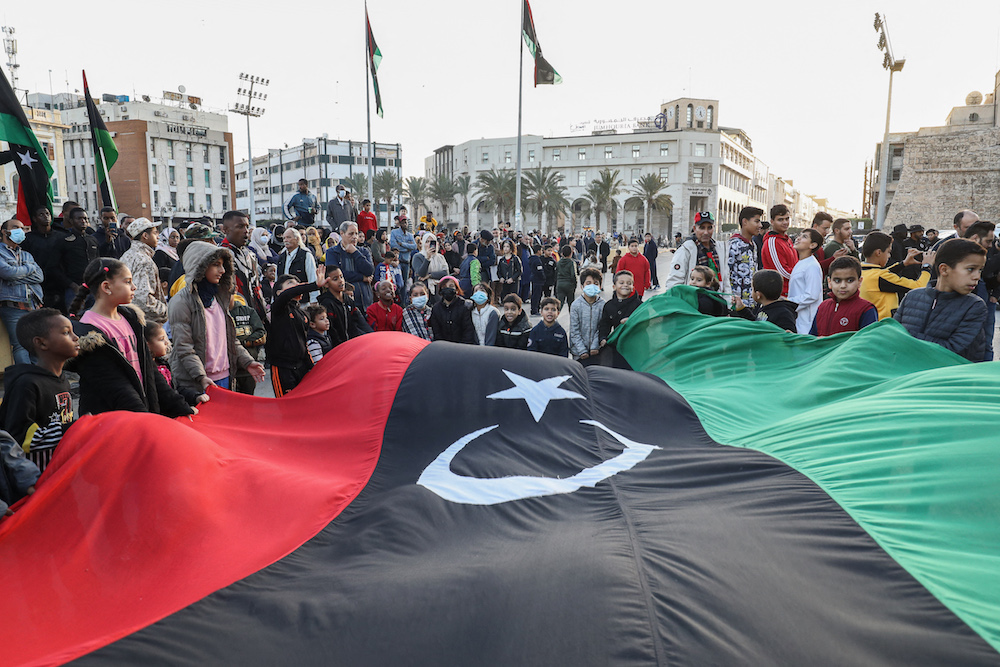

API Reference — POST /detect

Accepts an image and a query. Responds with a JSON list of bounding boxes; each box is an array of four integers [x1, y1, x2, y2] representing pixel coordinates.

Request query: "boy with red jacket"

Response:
[[616, 238, 652, 298], [762, 204, 797, 296], [809, 256, 878, 336]]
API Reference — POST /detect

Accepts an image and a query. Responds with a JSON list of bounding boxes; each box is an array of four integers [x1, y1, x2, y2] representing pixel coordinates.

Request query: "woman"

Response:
[[250, 227, 278, 267], [429, 276, 475, 344], [369, 229, 388, 267], [0, 218, 43, 364], [497, 239, 523, 299], [305, 226, 326, 264], [443, 240, 462, 276], [153, 228, 180, 271], [470, 282, 500, 346], [412, 234, 449, 295]]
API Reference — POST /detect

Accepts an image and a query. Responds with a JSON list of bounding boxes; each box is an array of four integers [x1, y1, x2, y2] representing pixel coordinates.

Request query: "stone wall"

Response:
[[885, 126, 1000, 230]]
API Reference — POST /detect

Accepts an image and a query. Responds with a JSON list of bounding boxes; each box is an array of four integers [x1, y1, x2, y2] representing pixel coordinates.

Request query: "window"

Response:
[[632, 146, 640, 158], [153, 190, 159, 207], [659, 167, 669, 180], [553, 149, 561, 161], [694, 143, 706, 157], [68, 142, 74, 159], [707, 106, 714, 129], [674, 105, 680, 129], [660, 143, 669, 157], [151, 167, 157, 185], [186, 143, 192, 161], [205, 169, 211, 187], [528, 149, 535, 162], [482, 151, 489, 164], [686, 104, 693, 128], [219, 146, 226, 165], [72, 166, 78, 185], [892, 169, 902, 181], [505, 151, 512, 163], [188, 193, 195, 210], [222, 196, 228, 210], [186, 167, 194, 187], [578, 170, 587, 186], [605, 147, 613, 159], [578, 147, 586, 160], [692, 168, 704, 184], [169, 165, 176, 183], [170, 191, 177, 206], [168, 140, 174, 159], [206, 194, 213, 210], [81, 167, 87, 185], [630, 168, 640, 184]]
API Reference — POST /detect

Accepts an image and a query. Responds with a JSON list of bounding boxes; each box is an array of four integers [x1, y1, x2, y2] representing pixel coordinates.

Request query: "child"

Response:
[[495, 293, 531, 349], [527, 296, 568, 356], [458, 243, 482, 296], [810, 256, 878, 336], [376, 250, 405, 303], [732, 270, 798, 331], [168, 242, 264, 394], [542, 244, 558, 298], [429, 276, 475, 344], [144, 320, 209, 407], [229, 293, 267, 360], [894, 238, 988, 361], [67, 258, 194, 417], [262, 263, 277, 307], [402, 282, 434, 340], [570, 268, 605, 364], [860, 231, 933, 320], [787, 228, 824, 334], [555, 245, 578, 310], [528, 245, 546, 315], [470, 282, 500, 346], [0, 308, 77, 472], [616, 238, 652, 299], [366, 280, 404, 332], [305, 303, 333, 365], [610, 248, 623, 274], [581, 250, 600, 275], [598, 270, 642, 346], [268, 266, 333, 396], [689, 265, 729, 318], [318, 266, 372, 347]]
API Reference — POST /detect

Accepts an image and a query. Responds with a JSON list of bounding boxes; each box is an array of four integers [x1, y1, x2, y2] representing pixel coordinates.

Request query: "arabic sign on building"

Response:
[[569, 116, 658, 135]]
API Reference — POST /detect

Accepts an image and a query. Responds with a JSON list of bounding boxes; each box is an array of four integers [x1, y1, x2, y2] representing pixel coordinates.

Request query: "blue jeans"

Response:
[[215, 376, 230, 390], [0, 306, 32, 365]]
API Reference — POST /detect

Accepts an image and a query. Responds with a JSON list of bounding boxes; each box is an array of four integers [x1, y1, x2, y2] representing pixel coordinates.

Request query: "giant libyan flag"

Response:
[[82, 70, 118, 209], [0, 299, 998, 664], [0, 67, 53, 223]]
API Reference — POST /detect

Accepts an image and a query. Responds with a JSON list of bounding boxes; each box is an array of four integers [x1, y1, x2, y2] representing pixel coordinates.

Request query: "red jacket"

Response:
[[761, 231, 797, 296], [811, 291, 878, 336], [616, 253, 652, 298], [357, 211, 378, 237], [366, 301, 404, 332]]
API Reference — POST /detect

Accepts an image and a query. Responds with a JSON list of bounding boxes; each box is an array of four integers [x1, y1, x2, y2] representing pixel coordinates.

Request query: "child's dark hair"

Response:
[[829, 256, 862, 277], [936, 238, 986, 268], [800, 228, 823, 255], [274, 273, 298, 292], [382, 249, 397, 260], [467, 243, 478, 254], [532, 245, 542, 254], [613, 269, 634, 283], [474, 282, 494, 304], [69, 258, 126, 316], [409, 281, 428, 296], [861, 231, 892, 258], [580, 267, 602, 285], [143, 320, 164, 342], [305, 303, 327, 323], [15, 307, 65, 356], [158, 267, 172, 284], [691, 265, 720, 290], [540, 296, 561, 311], [502, 293, 523, 308], [752, 269, 783, 301], [560, 245, 572, 257]]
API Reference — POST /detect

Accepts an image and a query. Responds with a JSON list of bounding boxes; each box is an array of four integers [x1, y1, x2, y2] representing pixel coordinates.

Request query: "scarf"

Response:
[[157, 229, 179, 261], [250, 228, 272, 265], [195, 280, 219, 309]]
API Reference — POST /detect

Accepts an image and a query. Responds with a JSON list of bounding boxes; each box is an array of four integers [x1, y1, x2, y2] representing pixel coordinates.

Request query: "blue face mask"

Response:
[[471, 291, 489, 305], [583, 284, 601, 298], [411, 295, 428, 309], [8, 228, 26, 245]]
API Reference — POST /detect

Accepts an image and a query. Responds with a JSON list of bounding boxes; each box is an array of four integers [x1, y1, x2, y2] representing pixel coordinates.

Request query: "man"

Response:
[[452, 230, 467, 258], [52, 200, 78, 231], [326, 221, 375, 311], [285, 179, 319, 227], [52, 208, 100, 312], [93, 206, 131, 258], [728, 206, 763, 308], [823, 219, 858, 259], [664, 212, 730, 296], [761, 204, 797, 296], [936, 210, 979, 250], [964, 220, 999, 361], [220, 210, 267, 394], [476, 230, 496, 288], [20, 206, 65, 310], [593, 233, 610, 273], [326, 184, 356, 229], [121, 217, 168, 323], [0, 218, 44, 364], [642, 232, 660, 289], [811, 212, 843, 275], [357, 199, 378, 239], [389, 216, 418, 299]]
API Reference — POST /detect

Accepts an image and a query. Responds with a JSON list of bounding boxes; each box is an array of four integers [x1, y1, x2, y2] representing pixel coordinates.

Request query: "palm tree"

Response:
[[373, 169, 402, 226], [544, 182, 571, 234], [404, 176, 428, 220], [587, 168, 625, 234], [474, 168, 517, 225], [342, 173, 369, 200], [632, 173, 673, 236], [583, 183, 603, 233], [455, 174, 472, 229], [521, 166, 567, 235], [426, 173, 460, 225]]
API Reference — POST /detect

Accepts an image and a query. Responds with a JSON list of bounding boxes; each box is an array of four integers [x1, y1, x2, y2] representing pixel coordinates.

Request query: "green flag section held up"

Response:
[[0, 67, 54, 222], [367, 9, 383, 118], [522, 0, 561, 86], [83, 70, 118, 209]]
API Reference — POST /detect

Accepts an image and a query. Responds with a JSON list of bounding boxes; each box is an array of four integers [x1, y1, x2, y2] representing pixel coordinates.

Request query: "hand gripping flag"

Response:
[[367, 7, 383, 118], [82, 70, 118, 209], [0, 67, 53, 223], [522, 0, 562, 86], [1, 322, 999, 665]]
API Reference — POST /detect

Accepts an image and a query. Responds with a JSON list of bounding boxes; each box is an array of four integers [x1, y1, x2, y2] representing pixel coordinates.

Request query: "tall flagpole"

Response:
[[514, 0, 524, 232], [366, 3, 374, 223], [96, 145, 117, 212]]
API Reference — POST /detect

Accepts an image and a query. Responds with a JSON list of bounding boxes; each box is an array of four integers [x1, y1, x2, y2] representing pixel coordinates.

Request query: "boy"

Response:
[[366, 280, 404, 332], [542, 244, 558, 298], [402, 282, 434, 340], [357, 199, 378, 238], [318, 266, 372, 347], [555, 245, 578, 309], [267, 268, 330, 396], [527, 245, 547, 315], [458, 242, 482, 296], [305, 303, 333, 365], [570, 268, 605, 364], [0, 308, 78, 474], [496, 294, 531, 349], [894, 238, 988, 361], [809, 256, 878, 336], [527, 296, 569, 357], [617, 238, 652, 298], [860, 231, 934, 320], [732, 270, 798, 331], [229, 293, 267, 394]]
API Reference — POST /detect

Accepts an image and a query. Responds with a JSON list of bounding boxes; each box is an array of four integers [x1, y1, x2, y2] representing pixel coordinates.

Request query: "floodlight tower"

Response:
[[873, 13, 905, 230], [231, 73, 269, 226]]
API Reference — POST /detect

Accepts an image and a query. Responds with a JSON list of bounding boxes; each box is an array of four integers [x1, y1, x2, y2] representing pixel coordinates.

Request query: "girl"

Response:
[[689, 265, 729, 317], [144, 320, 208, 407], [470, 282, 500, 346], [581, 250, 600, 274], [788, 228, 824, 334], [67, 258, 194, 417], [497, 240, 523, 299], [167, 242, 265, 394], [429, 276, 475, 344], [305, 226, 326, 264], [369, 228, 388, 267], [153, 228, 180, 271], [402, 282, 434, 340]]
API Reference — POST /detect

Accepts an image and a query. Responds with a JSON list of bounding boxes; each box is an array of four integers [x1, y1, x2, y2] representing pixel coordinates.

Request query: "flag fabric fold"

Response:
[[366, 9, 383, 118], [82, 70, 118, 210], [522, 0, 562, 86], [0, 68, 53, 223]]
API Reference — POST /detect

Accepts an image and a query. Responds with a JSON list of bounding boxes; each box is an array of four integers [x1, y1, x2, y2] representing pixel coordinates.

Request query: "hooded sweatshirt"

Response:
[[495, 310, 532, 349], [0, 364, 75, 454]]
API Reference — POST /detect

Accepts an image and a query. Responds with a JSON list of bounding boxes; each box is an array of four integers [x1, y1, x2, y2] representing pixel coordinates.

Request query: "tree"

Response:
[[426, 174, 460, 225], [455, 174, 472, 229], [342, 173, 369, 200], [404, 176, 428, 220], [586, 168, 625, 234], [631, 174, 673, 236], [473, 168, 517, 226], [583, 183, 603, 234], [373, 169, 402, 226], [521, 167, 568, 235]]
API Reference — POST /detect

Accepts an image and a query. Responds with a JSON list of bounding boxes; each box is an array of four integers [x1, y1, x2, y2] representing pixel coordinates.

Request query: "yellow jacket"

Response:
[[860, 262, 930, 320]]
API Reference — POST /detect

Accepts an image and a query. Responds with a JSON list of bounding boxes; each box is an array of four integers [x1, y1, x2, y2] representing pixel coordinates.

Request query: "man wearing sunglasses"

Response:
[[663, 211, 730, 297]]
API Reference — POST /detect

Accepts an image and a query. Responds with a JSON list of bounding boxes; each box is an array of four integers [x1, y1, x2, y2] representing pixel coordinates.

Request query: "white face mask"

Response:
[[337, 190, 346, 199]]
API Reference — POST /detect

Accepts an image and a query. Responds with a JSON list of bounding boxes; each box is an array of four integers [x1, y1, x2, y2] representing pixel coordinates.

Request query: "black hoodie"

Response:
[[733, 298, 798, 332], [0, 364, 74, 452]]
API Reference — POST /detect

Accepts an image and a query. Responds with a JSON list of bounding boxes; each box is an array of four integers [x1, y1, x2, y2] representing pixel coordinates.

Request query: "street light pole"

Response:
[[873, 13, 905, 230], [231, 73, 268, 227]]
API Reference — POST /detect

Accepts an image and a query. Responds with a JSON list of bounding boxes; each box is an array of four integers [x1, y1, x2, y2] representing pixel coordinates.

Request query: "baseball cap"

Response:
[[694, 211, 715, 226], [126, 217, 157, 238], [184, 222, 219, 240]]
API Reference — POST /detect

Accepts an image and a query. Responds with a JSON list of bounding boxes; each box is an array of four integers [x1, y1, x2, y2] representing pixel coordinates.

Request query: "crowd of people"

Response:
[[1, 187, 996, 514]]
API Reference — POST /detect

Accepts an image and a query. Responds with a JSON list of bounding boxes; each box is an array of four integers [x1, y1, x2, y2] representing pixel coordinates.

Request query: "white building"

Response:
[[0, 105, 69, 221], [235, 137, 403, 226]]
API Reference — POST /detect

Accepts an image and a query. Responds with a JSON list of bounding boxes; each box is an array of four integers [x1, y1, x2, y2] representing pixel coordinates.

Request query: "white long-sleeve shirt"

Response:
[[787, 254, 822, 334]]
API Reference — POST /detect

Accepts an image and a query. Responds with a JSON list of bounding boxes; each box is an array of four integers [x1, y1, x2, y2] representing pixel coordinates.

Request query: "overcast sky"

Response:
[[6, 0, 1000, 213]]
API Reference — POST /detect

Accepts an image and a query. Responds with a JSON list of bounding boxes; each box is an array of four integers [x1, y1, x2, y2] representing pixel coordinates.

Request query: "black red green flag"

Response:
[[82, 70, 118, 210], [0, 67, 53, 223], [522, 0, 562, 86], [366, 8, 383, 118], [1, 321, 999, 664]]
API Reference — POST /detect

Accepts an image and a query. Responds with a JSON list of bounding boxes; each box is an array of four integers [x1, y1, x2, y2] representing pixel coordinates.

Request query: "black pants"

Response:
[[270, 363, 310, 397], [530, 282, 545, 314]]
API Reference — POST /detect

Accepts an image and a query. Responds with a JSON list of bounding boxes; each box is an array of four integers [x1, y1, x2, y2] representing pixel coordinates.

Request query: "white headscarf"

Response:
[[156, 228, 180, 261], [250, 227, 272, 264]]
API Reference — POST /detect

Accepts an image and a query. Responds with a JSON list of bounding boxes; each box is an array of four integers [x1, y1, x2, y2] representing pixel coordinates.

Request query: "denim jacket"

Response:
[[0, 244, 44, 306]]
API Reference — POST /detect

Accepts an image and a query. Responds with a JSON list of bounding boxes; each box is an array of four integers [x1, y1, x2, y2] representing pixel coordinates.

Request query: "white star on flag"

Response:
[[487, 370, 585, 422], [17, 150, 37, 168]]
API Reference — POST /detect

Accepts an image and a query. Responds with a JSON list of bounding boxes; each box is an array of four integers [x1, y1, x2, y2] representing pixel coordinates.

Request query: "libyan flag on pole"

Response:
[[0, 67, 53, 223], [366, 8, 383, 118], [82, 70, 118, 210], [522, 0, 561, 86]]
